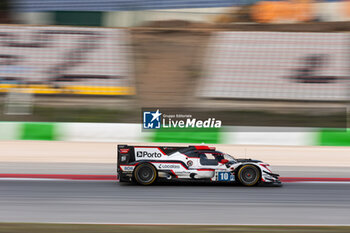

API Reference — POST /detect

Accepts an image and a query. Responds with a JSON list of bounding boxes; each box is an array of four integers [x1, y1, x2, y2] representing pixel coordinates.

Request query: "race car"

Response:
[[117, 145, 281, 186]]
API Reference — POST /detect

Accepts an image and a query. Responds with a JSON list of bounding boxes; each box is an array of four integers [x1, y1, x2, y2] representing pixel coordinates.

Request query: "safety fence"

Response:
[[0, 122, 349, 146], [0, 25, 134, 95]]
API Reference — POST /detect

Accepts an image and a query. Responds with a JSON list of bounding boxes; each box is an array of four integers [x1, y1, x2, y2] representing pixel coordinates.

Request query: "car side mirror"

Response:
[[221, 159, 229, 164]]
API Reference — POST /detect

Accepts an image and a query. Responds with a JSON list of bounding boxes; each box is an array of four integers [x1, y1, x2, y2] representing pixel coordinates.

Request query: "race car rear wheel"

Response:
[[237, 165, 260, 186], [134, 163, 157, 185]]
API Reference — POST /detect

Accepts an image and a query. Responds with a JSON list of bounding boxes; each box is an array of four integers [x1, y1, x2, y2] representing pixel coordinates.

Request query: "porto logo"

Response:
[[143, 109, 162, 129], [136, 151, 162, 158]]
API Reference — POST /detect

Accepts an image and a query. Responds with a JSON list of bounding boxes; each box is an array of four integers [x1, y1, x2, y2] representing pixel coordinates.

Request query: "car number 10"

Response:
[[218, 172, 234, 181]]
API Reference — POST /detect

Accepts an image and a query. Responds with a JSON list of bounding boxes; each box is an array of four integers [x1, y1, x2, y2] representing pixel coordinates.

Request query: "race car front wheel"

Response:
[[134, 163, 157, 185], [237, 165, 260, 186]]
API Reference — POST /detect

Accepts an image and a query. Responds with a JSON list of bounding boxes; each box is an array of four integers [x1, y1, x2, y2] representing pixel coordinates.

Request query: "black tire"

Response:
[[133, 163, 157, 185], [237, 165, 260, 186]]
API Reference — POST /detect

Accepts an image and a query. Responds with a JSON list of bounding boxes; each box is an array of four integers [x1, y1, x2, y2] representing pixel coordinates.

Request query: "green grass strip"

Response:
[[317, 128, 350, 146], [20, 122, 57, 141], [0, 223, 350, 233], [151, 127, 221, 144]]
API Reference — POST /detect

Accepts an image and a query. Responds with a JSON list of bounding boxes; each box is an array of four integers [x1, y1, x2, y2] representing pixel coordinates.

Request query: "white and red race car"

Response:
[[117, 145, 281, 186]]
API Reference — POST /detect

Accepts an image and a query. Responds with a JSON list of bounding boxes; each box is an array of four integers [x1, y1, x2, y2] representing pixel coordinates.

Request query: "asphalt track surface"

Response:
[[0, 180, 349, 225]]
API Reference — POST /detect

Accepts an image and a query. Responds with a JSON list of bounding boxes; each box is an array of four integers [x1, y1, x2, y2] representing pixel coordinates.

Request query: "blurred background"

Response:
[[1, 1, 350, 228], [0, 0, 349, 144]]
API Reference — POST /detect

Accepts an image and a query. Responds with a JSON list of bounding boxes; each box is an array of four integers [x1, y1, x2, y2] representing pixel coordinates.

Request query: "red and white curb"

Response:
[[0, 174, 116, 181], [0, 174, 350, 183], [279, 177, 350, 183]]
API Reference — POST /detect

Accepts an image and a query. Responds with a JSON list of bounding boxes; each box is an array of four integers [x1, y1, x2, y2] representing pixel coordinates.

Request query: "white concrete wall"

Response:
[[59, 123, 145, 142]]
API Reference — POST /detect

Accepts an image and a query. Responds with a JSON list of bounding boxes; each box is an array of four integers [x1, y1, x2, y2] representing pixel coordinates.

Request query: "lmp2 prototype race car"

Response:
[[117, 145, 281, 186]]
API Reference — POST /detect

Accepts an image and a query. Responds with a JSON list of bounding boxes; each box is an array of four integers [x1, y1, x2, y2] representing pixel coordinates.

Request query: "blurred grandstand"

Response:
[[8, 0, 350, 25], [0, 0, 348, 127]]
